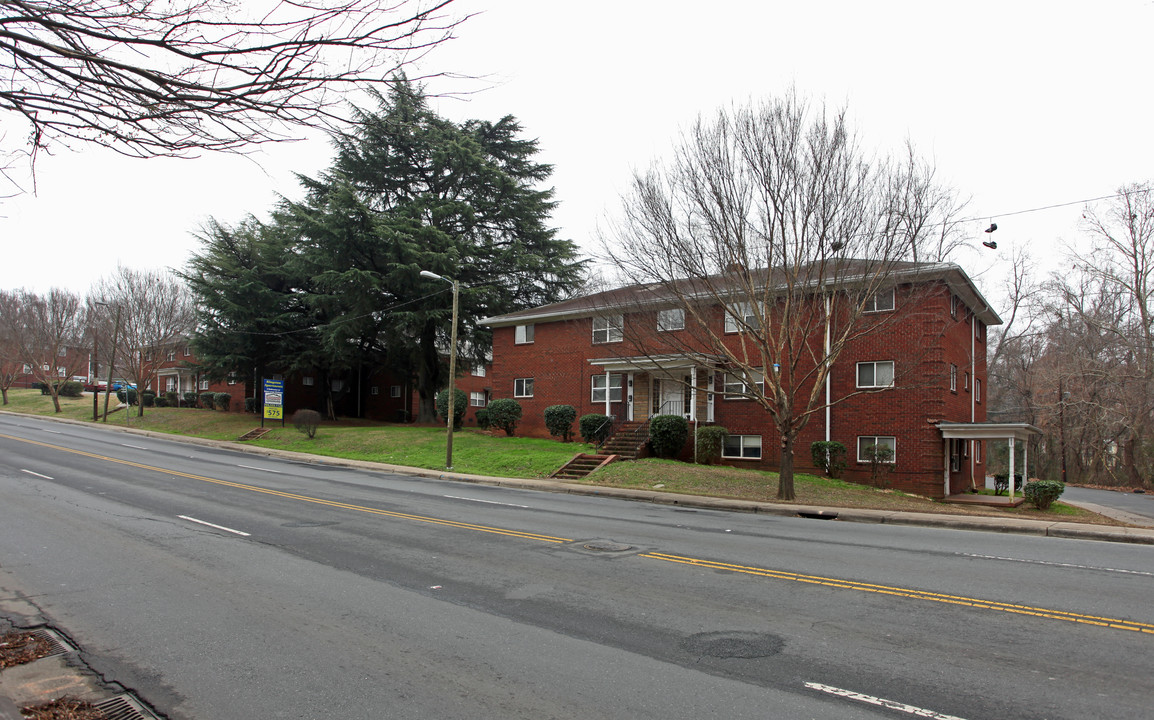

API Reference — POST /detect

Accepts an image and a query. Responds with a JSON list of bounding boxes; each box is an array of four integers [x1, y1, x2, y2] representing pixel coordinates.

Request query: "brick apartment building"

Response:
[[481, 261, 1035, 498]]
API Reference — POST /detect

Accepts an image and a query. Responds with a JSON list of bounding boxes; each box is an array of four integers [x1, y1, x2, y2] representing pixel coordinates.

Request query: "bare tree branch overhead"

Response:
[[0, 0, 464, 191]]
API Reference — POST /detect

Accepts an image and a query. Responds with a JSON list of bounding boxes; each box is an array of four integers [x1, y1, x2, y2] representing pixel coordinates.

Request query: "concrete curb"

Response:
[[7, 410, 1154, 545]]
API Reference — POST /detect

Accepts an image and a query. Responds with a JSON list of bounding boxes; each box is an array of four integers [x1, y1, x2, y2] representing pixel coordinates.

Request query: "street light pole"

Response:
[[420, 270, 459, 470]]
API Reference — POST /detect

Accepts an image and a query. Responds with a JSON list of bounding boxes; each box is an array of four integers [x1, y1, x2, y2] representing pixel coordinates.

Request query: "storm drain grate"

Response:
[[26, 627, 77, 658], [94, 694, 161, 720]]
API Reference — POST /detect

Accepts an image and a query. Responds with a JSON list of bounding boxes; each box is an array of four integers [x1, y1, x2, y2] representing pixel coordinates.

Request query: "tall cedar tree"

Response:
[[185, 79, 584, 420], [284, 79, 584, 421]]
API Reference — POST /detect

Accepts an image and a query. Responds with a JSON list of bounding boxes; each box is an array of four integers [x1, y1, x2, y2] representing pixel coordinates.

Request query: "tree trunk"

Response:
[[49, 387, 61, 413], [1, 387, 8, 404], [777, 432, 796, 501], [416, 325, 440, 423]]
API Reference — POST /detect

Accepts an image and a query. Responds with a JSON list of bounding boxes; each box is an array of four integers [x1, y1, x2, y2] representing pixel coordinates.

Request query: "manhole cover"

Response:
[[682, 631, 784, 659], [582, 540, 633, 552]]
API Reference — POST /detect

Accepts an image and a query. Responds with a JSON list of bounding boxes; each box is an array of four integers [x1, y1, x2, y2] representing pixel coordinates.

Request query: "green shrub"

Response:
[[544, 405, 577, 442], [213, 392, 232, 411], [435, 388, 468, 430], [580, 414, 612, 444], [117, 388, 138, 405], [154, 396, 169, 407], [696, 425, 729, 464], [59, 381, 84, 397], [474, 408, 491, 430], [244, 397, 258, 413], [649, 414, 689, 458], [292, 408, 322, 439], [198, 393, 214, 409], [1024, 480, 1065, 510], [486, 398, 522, 436], [165, 391, 179, 407], [141, 391, 156, 407], [183, 392, 199, 407], [810, 441, 847, 478]]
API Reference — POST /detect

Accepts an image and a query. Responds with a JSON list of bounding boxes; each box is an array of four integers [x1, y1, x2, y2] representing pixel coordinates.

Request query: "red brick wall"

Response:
[[490, 280, 993, 497]]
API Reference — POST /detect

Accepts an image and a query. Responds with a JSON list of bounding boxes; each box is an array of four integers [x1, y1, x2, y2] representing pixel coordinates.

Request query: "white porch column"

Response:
[[627, 373, 634, 422], [1008, 436, 1017, 501], [604, 370, 611, 417], [1024, 439, 1030, 483], [943, 437, 951, 496], [689, 366, 697, 422]]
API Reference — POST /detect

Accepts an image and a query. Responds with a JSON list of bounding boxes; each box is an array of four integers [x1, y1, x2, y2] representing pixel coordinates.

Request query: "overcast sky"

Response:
[[3, 0, 1151, 314]]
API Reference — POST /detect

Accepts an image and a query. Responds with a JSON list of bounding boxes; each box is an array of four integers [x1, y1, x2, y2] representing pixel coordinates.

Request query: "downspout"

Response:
[[970, 307, 977, 490], [824, 294, 831, 443]]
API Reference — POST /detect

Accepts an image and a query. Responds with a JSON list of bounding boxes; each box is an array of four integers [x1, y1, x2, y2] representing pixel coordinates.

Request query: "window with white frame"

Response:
[[657, 308, 685, 332], [227, 374, 237, 385], [592, 315, 624, 344], [514, 377, 534, 398], [165, 377, 176, 392], [473, 364, 486, 377], [591, 374, 624, 403], [199, 378, 209, 390], [390, 385, 402, 398], [964, 371, 970, 391], [857, 361, 894, 388], [722, 434, 762, 459], [166, 350, 176, 362], [515, 324, 534, 344], [975, 319, 984, 341], [950, 364, 958, 392], [22, 364, 30, 374], [975, 440, 982, 463], [950, 294, 959, 319], [184, 346, 191, 357], [857, 436, 896, 463], [331, 379, 345, 392], [371, 386, 379, 396], [724, 302, 759, 333], [302, 376, 314, 386], [864, 289, 895, 313], [470, 391, 486, 407], [723, 370, 764, 399], [56, 366, 65, 377], [975, 378, 981, 403]]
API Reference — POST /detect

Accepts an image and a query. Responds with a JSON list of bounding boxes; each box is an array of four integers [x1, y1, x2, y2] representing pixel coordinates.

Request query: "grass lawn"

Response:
[[578, 458, 1121, 525], [0, 388, 1127, 525]]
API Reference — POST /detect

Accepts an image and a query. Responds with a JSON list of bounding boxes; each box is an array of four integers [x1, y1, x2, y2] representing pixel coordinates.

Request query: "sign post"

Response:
[[263, 378, 284, 428]]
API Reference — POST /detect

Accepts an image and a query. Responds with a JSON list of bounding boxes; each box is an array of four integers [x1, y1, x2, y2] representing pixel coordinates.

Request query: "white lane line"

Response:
[[236, 464, 283, 474], [178, 515, 251, 536], [42, 429, 61, 434], [959, 552, 1154, 577], [804, 683, 967, 720], [443, 495, 529, 508], [21, 469, 54, 480], [121, 443, 147, 449]]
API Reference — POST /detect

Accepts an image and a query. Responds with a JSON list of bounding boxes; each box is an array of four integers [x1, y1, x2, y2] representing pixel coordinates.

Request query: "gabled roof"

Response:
[[480, 261, 1002, 327]]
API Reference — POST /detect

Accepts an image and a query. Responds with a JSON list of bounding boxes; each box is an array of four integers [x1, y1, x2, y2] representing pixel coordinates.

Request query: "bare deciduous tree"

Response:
[[604, 93, 966, 500], [92, 266, 195, 417], [1, 0, 463, 194], [0, 287, 87, 411], [0, 290, 24, 404]]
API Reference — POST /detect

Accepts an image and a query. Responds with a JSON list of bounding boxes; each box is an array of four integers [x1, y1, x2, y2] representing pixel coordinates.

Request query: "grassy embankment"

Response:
[[0, 388, 1122, 525]]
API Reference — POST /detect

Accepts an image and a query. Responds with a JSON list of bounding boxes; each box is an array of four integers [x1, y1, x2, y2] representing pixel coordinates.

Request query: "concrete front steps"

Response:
[[552, 453, 619, 480]]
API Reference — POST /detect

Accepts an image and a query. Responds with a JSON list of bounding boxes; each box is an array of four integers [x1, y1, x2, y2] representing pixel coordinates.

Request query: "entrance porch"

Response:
[[589, 354, 719, 424]]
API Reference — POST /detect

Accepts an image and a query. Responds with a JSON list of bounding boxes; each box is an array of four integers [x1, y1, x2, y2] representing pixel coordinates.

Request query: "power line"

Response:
[[962, 186, 1151, 225]]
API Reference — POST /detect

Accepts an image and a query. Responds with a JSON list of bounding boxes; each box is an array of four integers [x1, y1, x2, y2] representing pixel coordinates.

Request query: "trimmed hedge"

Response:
[[59, 381, 84, 397], [198, 393, 214, 409], [475, 408, 491, 430], [544, 405, 577, 442], [293, 408, 322, 439], [213, 392, 232, 411], [580, 414, 612, 444], [183, 392, 199, 407], [486, 398, 522, 436], [141, 391, 156, 408], [649, 414, 689, 458], [696, 425, 729, 464], [810, 440, 847, 478], [1024, 480, 1065, 510], [435, 388, 468, 430], [244, 397, 258, 413]]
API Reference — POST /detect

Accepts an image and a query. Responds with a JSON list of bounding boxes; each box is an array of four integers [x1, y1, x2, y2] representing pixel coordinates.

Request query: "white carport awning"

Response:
[[936, 422, 1042, 499]]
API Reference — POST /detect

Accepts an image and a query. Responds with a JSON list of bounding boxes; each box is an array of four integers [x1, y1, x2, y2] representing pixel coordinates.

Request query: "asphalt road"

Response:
[[1, 414, 1152, 719], [1063, 485, 1154, 524]]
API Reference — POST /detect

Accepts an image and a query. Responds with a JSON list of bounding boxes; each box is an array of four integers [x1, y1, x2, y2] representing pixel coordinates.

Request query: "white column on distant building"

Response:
[[1008, 436, 1017, 501], [604, 370, 611, 417]]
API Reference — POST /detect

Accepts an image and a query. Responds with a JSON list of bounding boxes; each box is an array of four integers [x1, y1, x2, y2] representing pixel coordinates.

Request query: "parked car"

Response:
[[83, 382, 108, 393], [111, 381, 136, 391]]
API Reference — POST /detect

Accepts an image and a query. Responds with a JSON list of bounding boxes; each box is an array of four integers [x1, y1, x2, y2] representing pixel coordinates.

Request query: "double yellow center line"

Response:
[[7, 432, 1153, 637]]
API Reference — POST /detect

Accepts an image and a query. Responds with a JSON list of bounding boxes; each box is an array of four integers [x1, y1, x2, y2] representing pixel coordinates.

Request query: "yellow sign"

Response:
[[264, 405, 283, 420]]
